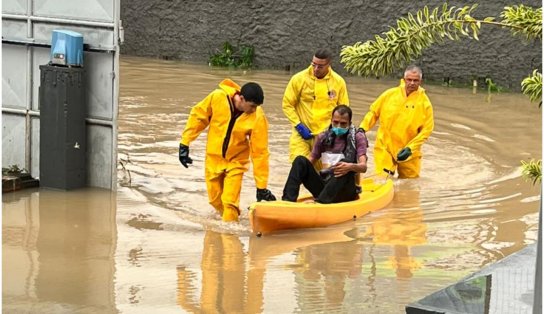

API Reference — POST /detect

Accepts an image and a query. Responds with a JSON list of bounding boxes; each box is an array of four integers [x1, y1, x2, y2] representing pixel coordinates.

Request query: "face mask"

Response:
[[332, 127, 348, 136]]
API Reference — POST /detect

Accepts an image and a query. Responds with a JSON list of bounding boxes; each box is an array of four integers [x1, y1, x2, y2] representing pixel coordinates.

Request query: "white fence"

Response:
[[2, 0, 122, 189]]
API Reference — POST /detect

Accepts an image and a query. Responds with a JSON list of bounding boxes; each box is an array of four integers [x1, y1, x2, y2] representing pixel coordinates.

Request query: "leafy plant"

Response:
[[2, 165, 28, 175], [522, 70, 542, 107], [340, 4, 542, 184], [238, 45, 255, 69], [521, 159, 541, 185], [341, 4, 541, 78], [485, 78, 503, 93], [209, 41, 255, 69], [501, 5, 542, 40], [484, 78, 503, 102]]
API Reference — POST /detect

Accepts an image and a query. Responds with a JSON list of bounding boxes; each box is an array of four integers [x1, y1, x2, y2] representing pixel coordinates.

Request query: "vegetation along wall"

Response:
[[121, 0, 542, 91]]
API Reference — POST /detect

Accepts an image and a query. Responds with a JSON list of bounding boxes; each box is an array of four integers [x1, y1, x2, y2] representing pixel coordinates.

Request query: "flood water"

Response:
[[3, 56, 541, 313]]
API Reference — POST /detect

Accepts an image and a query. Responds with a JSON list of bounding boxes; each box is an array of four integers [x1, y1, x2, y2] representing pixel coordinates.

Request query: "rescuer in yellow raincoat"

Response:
[[178, 79, 276, 222], [282, 49, 349, 163], [360, 65, 434, 178]]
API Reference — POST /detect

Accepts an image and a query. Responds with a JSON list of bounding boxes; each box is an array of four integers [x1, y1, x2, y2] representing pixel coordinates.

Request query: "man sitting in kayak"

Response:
[[281, 105, 368, 203]]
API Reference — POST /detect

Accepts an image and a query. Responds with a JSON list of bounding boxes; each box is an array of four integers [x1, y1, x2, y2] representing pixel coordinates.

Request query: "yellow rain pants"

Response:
[[283, 65, 349, 162], [360, 79, 434, 178], [180, 79, 270, 221]]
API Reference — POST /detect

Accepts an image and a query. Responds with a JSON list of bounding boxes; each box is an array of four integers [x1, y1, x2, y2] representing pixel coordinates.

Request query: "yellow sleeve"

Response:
[[406, 96, 434, 153], [359, 91, 386, 131], [180, 91, 215, 146], [337, 78, 349, 105], [282, 76, 302, 126], [250, 110, 270, 189]]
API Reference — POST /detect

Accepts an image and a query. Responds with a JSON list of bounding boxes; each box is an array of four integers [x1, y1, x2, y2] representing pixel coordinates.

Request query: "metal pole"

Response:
[[25, 0, 33, 173], [3, 13, 114, 28], [110, 0, 121, 190], [534, 196, 542, 314]]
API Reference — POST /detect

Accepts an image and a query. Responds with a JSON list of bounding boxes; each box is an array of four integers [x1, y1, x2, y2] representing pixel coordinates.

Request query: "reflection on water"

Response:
[[293, 235, 364, 312], [2, 188, 117, 313], [2, 56, 541, 313], [177, 231, 265, 313], [364, 183, 427, 280]]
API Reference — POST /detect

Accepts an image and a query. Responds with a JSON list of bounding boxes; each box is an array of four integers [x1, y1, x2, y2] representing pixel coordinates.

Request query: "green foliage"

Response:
[[484, 78, 504, 103], [521, 159, 542, 185], [209, 41, 235, 67], [501, 5, 542, 41], [341, 4, 483, 77], [209, 41, 255, 69], [521, 70, 542, 106], [237, 45, 255, 69], [340, 4, 542, 78], [2, 165, 27, 175], [485, 78, 503, 93], [340, 3, 543, 183]]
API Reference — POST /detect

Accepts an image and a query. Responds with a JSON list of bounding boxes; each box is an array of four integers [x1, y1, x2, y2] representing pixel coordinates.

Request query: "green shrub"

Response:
[[209, 41, 254, 69]]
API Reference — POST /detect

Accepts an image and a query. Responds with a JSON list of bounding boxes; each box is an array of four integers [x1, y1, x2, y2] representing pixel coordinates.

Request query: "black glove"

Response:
[[256, 188, 276, 202], [178, 144, 193, 168], [397, 147, 412, 161]]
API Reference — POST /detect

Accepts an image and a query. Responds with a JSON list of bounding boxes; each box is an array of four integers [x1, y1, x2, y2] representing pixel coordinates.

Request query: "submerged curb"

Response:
[[2, 174, 39, 193]]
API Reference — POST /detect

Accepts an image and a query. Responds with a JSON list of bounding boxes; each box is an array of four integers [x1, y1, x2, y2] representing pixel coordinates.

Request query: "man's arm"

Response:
[[332, 130, 368, 177], [282, 76, 302, 126], [178, 91, 215, 168], [337, 76, 349, 105], [333, 155, 367, 177], [180, 92, 215, 146], [404, 96, 434, 154], [250, 110, 270, 189], [308, 133, 326, 166], [359, 90, 388, 132]]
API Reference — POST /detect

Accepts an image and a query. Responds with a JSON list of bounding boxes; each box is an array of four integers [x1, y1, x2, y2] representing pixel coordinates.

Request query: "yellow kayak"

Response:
[[249, 177, 394, 235]]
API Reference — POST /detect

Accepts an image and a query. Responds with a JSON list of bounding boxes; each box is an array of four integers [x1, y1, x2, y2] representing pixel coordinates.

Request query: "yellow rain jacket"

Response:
[[180, 79, 270, 221], [282, 65, 349, 161], [360, 79, 434, 178]]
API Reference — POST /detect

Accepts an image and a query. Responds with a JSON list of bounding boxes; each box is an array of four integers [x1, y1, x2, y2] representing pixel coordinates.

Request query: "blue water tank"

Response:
[[50, 30, 84, 67]]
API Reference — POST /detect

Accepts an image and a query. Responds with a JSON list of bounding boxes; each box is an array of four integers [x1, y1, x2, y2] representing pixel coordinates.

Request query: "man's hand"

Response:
[[332, 162, 352, 177], [256, 188, 276, 202], [178, 144, 193, 168], [397, 147, 412, 161], [295, 123, 313, 140]]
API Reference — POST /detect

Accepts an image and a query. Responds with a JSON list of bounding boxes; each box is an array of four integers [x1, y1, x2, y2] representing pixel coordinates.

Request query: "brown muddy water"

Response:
[[3, 56, 541, 313]]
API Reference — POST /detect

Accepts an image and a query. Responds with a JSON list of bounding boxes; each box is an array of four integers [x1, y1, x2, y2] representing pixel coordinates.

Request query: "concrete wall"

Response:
[[120, 0, 542, 91]]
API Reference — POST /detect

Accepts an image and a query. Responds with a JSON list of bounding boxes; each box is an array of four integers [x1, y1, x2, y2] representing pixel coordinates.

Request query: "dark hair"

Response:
[[240, 82, 264, 105], [314, 49, 332, 61], [332, 104, 352, 122]]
